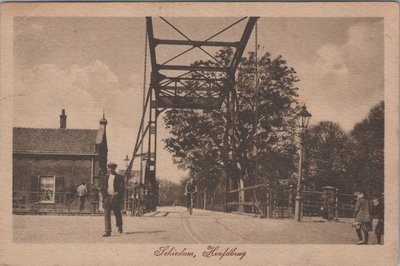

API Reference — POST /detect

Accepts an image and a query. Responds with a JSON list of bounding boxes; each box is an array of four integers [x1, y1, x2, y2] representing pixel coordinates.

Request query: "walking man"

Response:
[[101, 162, 124, 237]]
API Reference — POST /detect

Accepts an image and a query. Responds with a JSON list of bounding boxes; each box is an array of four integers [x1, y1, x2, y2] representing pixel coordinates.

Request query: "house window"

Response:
[[39, 176, 55, 203]]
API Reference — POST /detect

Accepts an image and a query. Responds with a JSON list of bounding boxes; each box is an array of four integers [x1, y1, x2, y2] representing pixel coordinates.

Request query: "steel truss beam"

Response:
[[154, 39, 240, 47], [156, 64, 227, 72], [125, 17, 258, 212], [147, 17, 258, 110]]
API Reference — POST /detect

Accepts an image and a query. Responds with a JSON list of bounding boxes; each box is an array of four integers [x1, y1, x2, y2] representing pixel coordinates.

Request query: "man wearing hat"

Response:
[[101, 162, 125, 237]]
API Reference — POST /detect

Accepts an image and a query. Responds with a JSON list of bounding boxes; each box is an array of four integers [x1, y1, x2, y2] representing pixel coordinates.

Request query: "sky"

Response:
[[13, 17, 384, 183]]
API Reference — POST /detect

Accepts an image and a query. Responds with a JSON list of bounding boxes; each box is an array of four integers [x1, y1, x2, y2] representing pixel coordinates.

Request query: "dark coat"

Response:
[[90, 187, 100, 201], [371, 202, 384, 220], [101, 172, 125, 203], [354, 198, 372, 223]]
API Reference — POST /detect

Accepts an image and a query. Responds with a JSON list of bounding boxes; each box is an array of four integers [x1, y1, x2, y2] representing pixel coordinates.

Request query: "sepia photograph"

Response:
[[0, 2, 398, 266]]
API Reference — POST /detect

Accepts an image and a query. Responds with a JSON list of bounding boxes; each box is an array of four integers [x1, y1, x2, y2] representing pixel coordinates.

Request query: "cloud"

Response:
[[66, 60, 120, 106], [295, 20, 383, 130], [314, 44, 349, 75], [14, 60, 150, 170], [14, 60, 140, 129], [14, 63, 95, 125]]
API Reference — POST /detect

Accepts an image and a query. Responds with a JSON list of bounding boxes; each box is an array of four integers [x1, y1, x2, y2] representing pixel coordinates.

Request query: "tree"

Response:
[[163, 48, 300, 204], [348, 101, 384, 195], [302, 121, 352, 192], [158, 178, 185, 206], [235, 52, 300, 186]]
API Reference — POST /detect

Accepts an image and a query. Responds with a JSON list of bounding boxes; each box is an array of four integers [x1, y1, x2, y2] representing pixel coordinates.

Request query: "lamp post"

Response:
[[294, 105, 312, 222], [124, 155, 130, 169], [123, 155, 130, 212]]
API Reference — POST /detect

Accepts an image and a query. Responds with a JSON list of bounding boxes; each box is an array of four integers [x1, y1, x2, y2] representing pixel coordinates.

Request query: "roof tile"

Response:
[[13, 127, 99, 155]]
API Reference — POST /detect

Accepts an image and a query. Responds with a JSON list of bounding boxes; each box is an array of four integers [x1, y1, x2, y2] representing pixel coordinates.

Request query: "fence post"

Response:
[[238, 180, 245, 213], [266, 184, 271, 218], [288, 185, 293, 218], [203, 190, 207, 210], [334, 189, 339, 221], [261, 186, 266, 218]]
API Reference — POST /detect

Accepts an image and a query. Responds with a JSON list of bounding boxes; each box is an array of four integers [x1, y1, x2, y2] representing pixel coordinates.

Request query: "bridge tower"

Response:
[[125, 17, 259, 212]]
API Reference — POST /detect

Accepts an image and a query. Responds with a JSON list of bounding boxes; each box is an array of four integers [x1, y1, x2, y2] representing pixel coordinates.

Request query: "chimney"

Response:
[[100, 111, 107, 126], [60, 109, 67, 129]]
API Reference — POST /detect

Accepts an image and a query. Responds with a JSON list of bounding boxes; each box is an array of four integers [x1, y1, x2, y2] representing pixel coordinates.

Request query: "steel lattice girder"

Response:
[[146, 17, 259, 110], [125, 17, 259, 212]]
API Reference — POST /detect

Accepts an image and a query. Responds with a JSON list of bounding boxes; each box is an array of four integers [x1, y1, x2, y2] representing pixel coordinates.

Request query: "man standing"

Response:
[[136, 180, 145, 215], [101, 162, 124, 237], [77, 182, 87, 212], [90, 185, 100, 214], [66, 181, 76, 206]]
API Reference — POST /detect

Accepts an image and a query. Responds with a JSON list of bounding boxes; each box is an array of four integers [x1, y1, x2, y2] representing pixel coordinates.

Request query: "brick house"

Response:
[[13, 110, 108, 204]]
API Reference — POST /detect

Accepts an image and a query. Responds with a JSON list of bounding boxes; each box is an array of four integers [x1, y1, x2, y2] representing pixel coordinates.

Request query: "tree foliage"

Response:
[[348, 101, 384, 195], [161, 46, 384, 205], [303, 121, 351, 191], [302, 102, 384, 194], [163, 48, 300, 196], [158, 178, 185, 206]]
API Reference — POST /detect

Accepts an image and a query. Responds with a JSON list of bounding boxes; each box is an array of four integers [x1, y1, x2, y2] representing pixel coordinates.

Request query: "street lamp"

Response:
[[124, 155, 130, 168], [294, 105, 312, 222], [123, 155, 130, 212]]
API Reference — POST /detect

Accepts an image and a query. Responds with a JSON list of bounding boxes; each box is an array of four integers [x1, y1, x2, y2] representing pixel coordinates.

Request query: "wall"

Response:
[[13, 154, 99, 192]]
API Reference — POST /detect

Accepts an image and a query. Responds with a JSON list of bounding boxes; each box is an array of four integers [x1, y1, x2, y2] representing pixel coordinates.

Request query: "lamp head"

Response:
[[296, 104, 312, 129]]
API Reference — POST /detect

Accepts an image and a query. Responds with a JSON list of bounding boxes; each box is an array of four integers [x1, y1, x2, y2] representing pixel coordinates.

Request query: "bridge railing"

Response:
[[227, 183, 268, 217], [226, 186, 357, 219]]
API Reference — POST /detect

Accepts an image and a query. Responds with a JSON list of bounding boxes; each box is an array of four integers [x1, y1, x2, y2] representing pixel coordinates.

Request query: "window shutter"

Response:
[[55, 176, 64, 203], [30, 176, 39, 191], [55, 176, 64, 192], [29, 176, 39, 203]]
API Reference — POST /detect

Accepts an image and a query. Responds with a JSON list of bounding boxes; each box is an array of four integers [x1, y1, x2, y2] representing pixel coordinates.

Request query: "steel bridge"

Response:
[[124, 17, 259, 212]]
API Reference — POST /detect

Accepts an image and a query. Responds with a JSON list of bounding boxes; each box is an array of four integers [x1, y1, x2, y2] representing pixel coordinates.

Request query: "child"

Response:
[[371, 195, 384, 244], [353, 191, 372, 245]]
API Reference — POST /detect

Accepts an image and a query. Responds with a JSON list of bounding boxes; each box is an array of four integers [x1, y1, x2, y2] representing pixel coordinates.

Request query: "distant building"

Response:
[[13, 109, 108, 204]]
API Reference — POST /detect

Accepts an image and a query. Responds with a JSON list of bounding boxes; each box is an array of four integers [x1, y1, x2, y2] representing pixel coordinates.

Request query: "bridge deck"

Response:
[[12, 206, 370, 244]]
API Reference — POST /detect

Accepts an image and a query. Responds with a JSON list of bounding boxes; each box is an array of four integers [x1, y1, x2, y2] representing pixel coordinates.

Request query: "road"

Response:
[[13, 206, 371, 244]]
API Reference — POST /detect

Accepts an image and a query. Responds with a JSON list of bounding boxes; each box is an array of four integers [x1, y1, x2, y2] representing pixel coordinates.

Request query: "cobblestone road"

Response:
[[13, 206, 381, 244]]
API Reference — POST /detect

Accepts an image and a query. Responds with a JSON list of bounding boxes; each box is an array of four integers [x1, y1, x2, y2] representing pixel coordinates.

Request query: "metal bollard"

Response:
[[334, 189, 339, 221], [288, 185, 294, 218]]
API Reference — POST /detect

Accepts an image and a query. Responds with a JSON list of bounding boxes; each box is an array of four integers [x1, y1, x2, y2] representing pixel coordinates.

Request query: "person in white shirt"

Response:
[[76, 182, 87, 212], [101, 162, 125, 237]]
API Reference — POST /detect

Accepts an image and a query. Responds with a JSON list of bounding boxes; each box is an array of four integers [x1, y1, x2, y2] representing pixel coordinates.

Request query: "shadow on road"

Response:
[[124, 230, 166, 235]]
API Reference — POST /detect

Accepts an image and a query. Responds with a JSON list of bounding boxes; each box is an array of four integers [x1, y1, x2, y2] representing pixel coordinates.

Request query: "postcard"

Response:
[[0, 2, 398, 265]]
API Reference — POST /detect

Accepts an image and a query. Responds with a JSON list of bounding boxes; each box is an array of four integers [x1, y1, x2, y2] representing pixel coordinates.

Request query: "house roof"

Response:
[[13, 127, 105, 155]]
